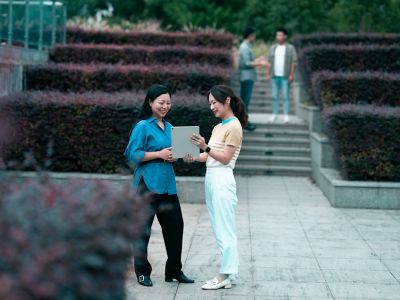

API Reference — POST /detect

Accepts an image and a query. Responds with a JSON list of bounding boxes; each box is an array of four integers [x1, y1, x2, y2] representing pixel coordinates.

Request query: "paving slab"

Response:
[[126, 176, 400, 299]]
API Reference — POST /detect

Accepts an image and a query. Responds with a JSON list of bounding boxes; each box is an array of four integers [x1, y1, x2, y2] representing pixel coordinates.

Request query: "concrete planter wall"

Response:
[[295, 75, 400, 209], [0, 45, 48, 96], [0, 45, 48, 64], [0, 64, 23, 96], [293, 80, 323, 133], [0, 171, 206, 204], [319, 168, 400, 209], [310, 132, 337, 187], [310, 132, 400, 209]]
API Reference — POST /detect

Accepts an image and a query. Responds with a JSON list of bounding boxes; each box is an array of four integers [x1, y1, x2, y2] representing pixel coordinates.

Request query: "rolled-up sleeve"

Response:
[[124, 122, 146, 164], [292, 46, 298, 64]]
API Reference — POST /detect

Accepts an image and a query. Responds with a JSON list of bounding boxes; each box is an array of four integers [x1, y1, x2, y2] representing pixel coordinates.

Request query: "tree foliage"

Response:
[[66, 0, 400, 40]]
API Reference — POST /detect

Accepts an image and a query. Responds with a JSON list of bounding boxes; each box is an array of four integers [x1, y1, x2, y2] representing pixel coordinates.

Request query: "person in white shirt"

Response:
[[266, 28, 298, 123]]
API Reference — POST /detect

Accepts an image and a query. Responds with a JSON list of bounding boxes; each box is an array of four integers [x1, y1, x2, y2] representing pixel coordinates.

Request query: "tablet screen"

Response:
[[171, 126, 200, 158]]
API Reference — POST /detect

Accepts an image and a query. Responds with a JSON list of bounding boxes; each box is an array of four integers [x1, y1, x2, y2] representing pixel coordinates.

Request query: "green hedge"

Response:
[[0, 178, 145, 299], [293, 32, 400, 49], [1, 91, 219, 176], [299, 44, 400, 87], [311, 71, 400, 109], [67, 26, 235, 49], [26, 63, 231, 94], [49, 44, 233, 67], [323, 104, 400, 181]]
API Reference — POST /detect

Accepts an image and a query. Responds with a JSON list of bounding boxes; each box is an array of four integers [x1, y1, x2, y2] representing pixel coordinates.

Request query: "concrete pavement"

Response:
[[126, 176, 400, 300]]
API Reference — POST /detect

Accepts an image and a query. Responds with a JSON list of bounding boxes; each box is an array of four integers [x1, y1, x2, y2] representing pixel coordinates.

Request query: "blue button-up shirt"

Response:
[[124, 117, 177, 195]]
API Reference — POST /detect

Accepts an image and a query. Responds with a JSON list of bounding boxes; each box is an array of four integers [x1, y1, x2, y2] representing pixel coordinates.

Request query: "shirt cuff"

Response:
[[132, 150, 145, 164]]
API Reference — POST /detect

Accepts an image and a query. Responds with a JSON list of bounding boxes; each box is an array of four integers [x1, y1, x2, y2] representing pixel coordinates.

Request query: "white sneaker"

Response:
[[283, 115, 290, 123], [201, 277, 232, 290], [269, 114, 277, 122]]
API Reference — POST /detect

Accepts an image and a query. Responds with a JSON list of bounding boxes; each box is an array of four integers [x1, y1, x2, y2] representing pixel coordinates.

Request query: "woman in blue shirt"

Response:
[[124, 84, 194, 287]]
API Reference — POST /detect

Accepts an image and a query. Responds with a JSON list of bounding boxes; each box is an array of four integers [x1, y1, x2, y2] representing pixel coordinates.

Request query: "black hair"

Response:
[[243, 27, 255, 39], [276, 27, 288, 35], [138, 84, 171, 120], [207, 85, 248, 128]]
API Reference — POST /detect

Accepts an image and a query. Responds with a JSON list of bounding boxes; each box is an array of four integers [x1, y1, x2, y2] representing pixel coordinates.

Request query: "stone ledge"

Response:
[[0, 45, 48, 64], [0, 171, 205, 204], [319, 168, 400, 209]]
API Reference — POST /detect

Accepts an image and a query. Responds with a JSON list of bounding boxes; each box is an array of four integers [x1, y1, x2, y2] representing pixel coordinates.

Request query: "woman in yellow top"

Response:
[[184, 85, 247, 290]]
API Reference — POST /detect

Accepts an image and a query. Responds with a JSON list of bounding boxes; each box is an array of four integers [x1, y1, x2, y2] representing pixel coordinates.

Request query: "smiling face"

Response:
[[149, 93, 171, 119], [208, 93, 231, 119]]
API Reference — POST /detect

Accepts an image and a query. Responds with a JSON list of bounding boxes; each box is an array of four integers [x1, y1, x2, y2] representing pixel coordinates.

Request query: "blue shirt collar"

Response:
[[147, 116, 164, 124], [221, 116, 237, 125]]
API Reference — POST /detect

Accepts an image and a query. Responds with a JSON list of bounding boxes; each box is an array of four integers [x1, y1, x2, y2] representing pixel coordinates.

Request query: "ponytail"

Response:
[[207, 85, 248, 127]]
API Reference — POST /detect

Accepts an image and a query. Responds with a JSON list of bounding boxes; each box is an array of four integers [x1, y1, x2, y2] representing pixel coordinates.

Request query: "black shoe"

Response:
[[165, 273, 195, 283], [245, 123, 257, 131], [137, 275, 153, 287]]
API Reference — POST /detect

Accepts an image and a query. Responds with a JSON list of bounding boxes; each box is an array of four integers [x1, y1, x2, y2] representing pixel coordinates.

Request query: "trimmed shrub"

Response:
[[293, 32, 400, 49], [323, 104, 400, 181], [311, 71, 400, 109], [0, 178, 146, 299], [299, 44, 400, 83], [26, 63, 231, 94], [66, 26, 235, 49], [50, 44, 233, 67], [1, 91, 219, 176]]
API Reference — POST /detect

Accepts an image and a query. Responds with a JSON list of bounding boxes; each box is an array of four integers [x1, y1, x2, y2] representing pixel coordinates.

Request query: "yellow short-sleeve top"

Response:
[[206, 117, 243, 169]]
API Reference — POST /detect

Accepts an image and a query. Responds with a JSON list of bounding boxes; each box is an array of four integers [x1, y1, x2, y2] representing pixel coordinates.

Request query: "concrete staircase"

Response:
[[232, 69, 312, 176]]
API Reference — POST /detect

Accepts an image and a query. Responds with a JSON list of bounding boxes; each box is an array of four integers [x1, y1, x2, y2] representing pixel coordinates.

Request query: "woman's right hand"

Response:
[[183, 154, 195, 163], [158, 147, 173, 161]]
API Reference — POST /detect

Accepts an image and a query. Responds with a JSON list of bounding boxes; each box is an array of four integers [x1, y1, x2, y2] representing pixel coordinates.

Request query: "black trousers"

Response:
[[133, 181, 184, 277]]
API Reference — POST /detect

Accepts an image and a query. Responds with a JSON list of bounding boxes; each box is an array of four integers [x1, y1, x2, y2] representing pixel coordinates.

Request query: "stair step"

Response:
[[234, 164, 312, 176], [232, 68, 312, 177], [244, 128, 310, 138], [249, 106, 276, 114], [237, 155, 311, 167], [249, 108, 295, 114], [231, 85, 271, 92], [243, 137, 310, 147], [240, 145, 310, 157], [246, 125, 309, 134]]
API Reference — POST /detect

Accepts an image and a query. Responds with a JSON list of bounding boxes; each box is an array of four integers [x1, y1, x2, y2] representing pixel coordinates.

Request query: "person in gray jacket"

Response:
[[239, 27, 268, 131], [266, 28, 298, 123]]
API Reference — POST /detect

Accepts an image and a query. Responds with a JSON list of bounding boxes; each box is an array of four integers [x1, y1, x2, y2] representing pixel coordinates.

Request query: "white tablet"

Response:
[[171, 126, 200, 158]]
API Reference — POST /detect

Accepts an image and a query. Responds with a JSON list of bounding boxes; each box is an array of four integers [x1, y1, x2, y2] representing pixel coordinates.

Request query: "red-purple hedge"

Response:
[[0, 178, 146, 299], [67, 26, 235, 49], [1, 91, 219, 176], [311, 71, 400, 109], [293, 32, 400, 49], [323, 104, 400, 181], [26, 63, 231, 94], [299, 44, 400, 85], [50, 44, 233, 67]]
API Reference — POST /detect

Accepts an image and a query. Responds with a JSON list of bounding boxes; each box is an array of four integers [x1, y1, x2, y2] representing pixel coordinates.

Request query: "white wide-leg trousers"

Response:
[[205, 166, 239, 275]]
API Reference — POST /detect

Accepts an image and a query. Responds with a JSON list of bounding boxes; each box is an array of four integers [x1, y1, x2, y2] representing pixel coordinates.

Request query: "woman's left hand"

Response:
[[190, 134, 207, 150]]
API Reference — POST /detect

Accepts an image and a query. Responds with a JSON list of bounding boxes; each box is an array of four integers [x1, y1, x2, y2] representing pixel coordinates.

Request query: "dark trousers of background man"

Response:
[[240, 80, 254, 112], [133, 180, 184, 278]]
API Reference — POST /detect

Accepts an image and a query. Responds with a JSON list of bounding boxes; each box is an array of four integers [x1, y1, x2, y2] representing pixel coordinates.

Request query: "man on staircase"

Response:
[[239, 27, 268, 131], [266, 28, 298, 123]]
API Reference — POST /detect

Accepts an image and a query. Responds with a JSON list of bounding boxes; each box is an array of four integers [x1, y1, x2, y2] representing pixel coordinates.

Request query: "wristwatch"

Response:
[[205, 146, 211, 153]]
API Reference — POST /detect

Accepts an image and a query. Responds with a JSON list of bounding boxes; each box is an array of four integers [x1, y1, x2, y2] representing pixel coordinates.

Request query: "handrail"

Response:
[[0, 0, 66, 50]]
